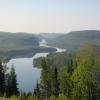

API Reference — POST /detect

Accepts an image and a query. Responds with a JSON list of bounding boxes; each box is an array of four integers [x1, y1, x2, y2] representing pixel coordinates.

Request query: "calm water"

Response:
[[7, 40, 66, 93]]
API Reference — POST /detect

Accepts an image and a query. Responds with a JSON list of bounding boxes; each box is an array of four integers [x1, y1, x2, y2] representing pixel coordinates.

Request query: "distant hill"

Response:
[[0, 30, 100, 57], [38, 33, 62, 41], [47, 30, 100, 50], [0, 32, 56, 58], [0, 32, 39, 52]]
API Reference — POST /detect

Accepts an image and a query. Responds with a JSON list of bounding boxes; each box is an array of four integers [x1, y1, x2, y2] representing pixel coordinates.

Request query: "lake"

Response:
[[7, 40, 66, 93]]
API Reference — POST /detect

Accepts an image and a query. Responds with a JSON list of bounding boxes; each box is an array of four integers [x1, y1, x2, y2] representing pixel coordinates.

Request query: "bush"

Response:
[[50, 95, 57, 100], [10, 95, 20, 100], [58, 94, 69, 100]]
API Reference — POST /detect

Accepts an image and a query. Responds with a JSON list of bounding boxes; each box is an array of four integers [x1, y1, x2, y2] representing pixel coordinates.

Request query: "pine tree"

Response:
[[71, 44, 99, 100], [59, 67, 71, 97], [0, 60, 5, 95], [9, 65, 19, 96], [34, 81, 41, 99], [67, 58, 74, 75], [51, 67, 59, 96], [41, 58, 51, 99], [6, 73, 11, 97]]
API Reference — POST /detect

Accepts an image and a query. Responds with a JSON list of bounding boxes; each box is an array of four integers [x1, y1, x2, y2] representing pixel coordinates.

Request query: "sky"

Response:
[[0, 0, 100, 33]]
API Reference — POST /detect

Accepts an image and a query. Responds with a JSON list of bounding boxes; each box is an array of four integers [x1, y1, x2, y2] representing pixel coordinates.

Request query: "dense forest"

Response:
[[46, 30, 100, 50], [0, 32, 39, 52], [0, 30, 100, 58], [0, 32, 56, 58], [33, 44, 100, 100], [0, 43, 100, 100]]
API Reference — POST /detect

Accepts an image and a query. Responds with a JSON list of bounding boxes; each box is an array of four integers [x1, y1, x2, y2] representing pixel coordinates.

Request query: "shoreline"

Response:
[[0, 46, 56, 59]]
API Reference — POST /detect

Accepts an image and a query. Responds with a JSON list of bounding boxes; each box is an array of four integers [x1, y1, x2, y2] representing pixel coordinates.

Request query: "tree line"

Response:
[[34, 44, 100, 100], [0, 44, 100, 100], [0, 60, 19, 97]]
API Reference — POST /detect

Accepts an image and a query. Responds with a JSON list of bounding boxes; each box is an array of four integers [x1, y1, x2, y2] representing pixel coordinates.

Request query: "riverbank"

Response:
[[0, 46, 56, 59], [7, 40, 66, 93]]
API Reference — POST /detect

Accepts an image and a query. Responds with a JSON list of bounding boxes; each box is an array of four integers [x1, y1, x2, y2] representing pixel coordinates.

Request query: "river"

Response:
[[7, 40, 66, 93]]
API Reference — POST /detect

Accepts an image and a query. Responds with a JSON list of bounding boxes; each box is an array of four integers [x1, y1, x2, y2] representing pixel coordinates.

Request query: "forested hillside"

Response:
[[33, 44, 100, 100], [0, 32, 56, 58], [34, 52, 73, 68], [47, 30, 100, 50], [0, 32, 39, 52]]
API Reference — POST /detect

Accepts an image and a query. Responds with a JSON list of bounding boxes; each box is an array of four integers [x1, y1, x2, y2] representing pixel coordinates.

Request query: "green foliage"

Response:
[[38, 44, 100, 100], [41, 59, 51, 99], [71, 44, 100, 100], [0, 60, 5, 95], [10, 95, 39, 100], [24, 96, 39, 100], [34, 52, 74, 69], [51, 67, 59, 96], [0, 59, 19, 97], [59, 67, 71, 97], [49, 94, 69, 100], [6, 65, 19, 97], [58, 94, 69, 100], [1, 42, 100, 100], [67, 57, 74, 74], [50, 95, 57, 100], [47, 30, 100, 50], [10, 95, 20, 100], [0, 32, 39, 52], [34, 82, 41, 99], [0, 32, 57, 58]]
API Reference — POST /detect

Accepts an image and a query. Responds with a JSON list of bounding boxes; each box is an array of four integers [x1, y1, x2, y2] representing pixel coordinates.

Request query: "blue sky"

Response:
[[0, 0, 100, 33]]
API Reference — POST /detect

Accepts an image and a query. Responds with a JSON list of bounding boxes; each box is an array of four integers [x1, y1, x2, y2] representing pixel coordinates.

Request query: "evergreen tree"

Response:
[[59, 67, 71, 98], [6, 73, 11, 97], [0, 60, 5, 95], [67, 57, 74, 75], [41, 58, 51, 99], [34, 81, 41, 99], [71, 44, 100, 100], [51, 67, 59, 96], [9, 65, 19, 96]]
